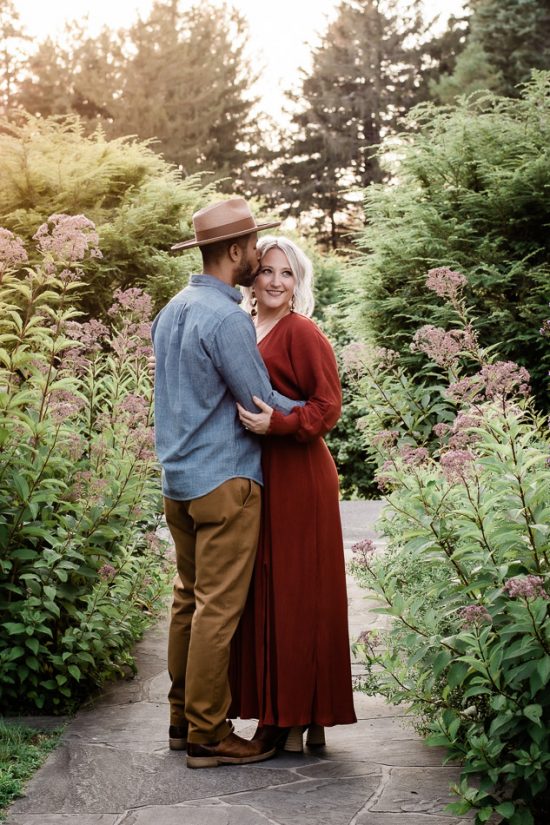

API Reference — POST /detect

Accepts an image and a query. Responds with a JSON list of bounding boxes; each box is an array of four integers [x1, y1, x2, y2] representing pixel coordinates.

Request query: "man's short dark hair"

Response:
[[201, 233, 252, 267]]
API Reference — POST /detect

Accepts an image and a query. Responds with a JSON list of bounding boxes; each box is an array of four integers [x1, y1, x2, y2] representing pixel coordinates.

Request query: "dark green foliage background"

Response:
[[350, 74, 550, 408]]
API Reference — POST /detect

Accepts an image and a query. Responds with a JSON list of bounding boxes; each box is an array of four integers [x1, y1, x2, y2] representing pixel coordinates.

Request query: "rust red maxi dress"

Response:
[[229, 312, 357, 728]]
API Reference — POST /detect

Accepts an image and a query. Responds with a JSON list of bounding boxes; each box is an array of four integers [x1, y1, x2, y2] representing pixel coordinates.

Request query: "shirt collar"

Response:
[[189, 274, 243, 304]]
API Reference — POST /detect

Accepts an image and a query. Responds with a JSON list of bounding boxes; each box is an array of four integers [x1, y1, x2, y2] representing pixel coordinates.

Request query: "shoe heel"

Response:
[[186, 755, 219, 769], [169, 737, 187, 751], [306, 724, 326, 747], [283, 726, 304, 753]]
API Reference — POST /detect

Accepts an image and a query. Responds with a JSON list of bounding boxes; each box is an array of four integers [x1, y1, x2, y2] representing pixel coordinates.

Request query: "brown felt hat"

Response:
[[171, 197, 281, 251]]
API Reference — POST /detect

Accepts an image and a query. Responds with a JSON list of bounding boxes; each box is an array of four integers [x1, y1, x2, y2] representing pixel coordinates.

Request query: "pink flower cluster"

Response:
[[108, 288, 153, 361], [372, 347, 399, 368], [0, 228, 28, 273], [341, 341, 369, 372], [69, 471, 109, 504], [59, 432, 85, 462], [352, 538, 376, 567], [356, 629, 377, 653], [144, 531, 162, 552], [66, 319, 109, 353], [425, 267, 467, 301], [375, 459, 395, 491], [48, 389, 86, 423], [503, 575, 548, 600], [411, 324, 478, 367], [118, 393, 150, 426], [433, 409, 482, 457], [372, 429, 399, 449], [459, 604, 492, 627], [481, 362, 530, 400], [448, 410, 482, 449], [447, 361, 531, 403], [400, 445, 429, 466], [108, 288, 153, 321], [33, 214, 102, 265], [98, 563, 117, 581], [440, 449, 476, 484]]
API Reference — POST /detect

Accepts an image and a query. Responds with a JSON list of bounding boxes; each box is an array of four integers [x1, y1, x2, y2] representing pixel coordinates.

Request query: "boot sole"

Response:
[[187, 746, 276, 769]]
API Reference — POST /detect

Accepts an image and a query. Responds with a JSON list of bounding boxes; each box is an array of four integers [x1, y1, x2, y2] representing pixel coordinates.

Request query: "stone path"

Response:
[[6, 501, 466, 825]]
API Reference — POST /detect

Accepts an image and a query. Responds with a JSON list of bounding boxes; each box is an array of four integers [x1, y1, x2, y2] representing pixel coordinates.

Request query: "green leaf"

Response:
[[11, 547, 38, 561], [523, 705, 542, 726], [68, 665, 81, 681], [25, 637, 40, 655]]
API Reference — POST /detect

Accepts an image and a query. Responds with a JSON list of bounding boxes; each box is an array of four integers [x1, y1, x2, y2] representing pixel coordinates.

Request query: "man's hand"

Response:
[[237, 395, 273, 435], [147, 354, 156, 380]]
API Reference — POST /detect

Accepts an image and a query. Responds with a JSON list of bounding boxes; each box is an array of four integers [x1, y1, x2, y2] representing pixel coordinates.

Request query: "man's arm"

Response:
[[211, 311, 303, 414]]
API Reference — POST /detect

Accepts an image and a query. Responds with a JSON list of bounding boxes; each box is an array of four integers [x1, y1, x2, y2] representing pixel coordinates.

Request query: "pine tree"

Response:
[[433, 0, 550, 101], [262, 0, 429, 248], [472, 0, 550, 96], [0, 0, 29, 115], [113, 0, 257, 186]]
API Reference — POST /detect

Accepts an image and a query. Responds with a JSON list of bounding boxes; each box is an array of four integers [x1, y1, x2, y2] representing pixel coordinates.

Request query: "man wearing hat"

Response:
[[152, 198, 300, 768]]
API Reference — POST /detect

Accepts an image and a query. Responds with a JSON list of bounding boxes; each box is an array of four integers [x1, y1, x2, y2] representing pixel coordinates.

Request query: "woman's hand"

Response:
[[237, 395, 273, 435]]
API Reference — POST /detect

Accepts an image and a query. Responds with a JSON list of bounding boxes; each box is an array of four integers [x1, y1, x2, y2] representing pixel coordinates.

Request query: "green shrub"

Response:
[[0, 115, 216, 318], [0, 218, 169, 713], [350, 268, 550, 823], [350, 71, 550, 408]]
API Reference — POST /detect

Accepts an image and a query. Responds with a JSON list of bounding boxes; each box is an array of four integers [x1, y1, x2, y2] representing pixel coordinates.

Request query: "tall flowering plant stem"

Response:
[[0, 218, 169, 713], [348, 268, 550, 824]]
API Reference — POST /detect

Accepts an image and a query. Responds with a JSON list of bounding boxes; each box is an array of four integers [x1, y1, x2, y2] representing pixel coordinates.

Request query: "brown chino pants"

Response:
[[164, 477, 261, 744]]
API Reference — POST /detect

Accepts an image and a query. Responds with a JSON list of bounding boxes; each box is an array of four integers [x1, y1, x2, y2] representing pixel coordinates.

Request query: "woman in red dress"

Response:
[[230, 237, 356, 751]]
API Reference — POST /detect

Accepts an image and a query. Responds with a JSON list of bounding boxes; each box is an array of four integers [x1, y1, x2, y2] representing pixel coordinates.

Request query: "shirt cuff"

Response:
[[268, 409, 300, 435]]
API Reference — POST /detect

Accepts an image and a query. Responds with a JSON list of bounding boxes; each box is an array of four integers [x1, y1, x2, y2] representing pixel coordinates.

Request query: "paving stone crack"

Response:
[[347, 764, 392, 825]]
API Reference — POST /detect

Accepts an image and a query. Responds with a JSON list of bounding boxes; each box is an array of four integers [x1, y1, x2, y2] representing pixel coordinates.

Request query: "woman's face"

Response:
[[254, 247, 295, 312]]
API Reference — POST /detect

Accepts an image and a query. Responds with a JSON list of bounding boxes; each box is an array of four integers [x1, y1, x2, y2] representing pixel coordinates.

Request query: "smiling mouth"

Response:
[[266, 290, 284, 295]]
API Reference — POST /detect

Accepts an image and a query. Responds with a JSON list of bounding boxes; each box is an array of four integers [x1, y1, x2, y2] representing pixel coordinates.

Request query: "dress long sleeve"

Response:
[[267, 317, 342, 442]]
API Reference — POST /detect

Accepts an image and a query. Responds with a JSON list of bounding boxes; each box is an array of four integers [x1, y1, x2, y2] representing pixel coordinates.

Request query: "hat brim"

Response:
[[170, 220, 281, 251]]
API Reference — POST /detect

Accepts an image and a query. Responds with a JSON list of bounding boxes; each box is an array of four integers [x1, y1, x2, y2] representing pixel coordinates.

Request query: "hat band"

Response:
[[195, 216, 256, 242]]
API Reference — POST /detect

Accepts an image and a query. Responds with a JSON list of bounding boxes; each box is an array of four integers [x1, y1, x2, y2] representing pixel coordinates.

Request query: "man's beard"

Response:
[[236, 259, 258, 287]]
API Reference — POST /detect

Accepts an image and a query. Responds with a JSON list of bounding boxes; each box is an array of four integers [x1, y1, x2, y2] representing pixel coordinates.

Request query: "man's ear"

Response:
[[228, 241, 242, 263]]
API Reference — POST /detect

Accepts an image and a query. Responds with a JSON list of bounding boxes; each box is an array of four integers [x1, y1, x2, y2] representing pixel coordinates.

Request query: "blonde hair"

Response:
[[242, 236, 315, 318]]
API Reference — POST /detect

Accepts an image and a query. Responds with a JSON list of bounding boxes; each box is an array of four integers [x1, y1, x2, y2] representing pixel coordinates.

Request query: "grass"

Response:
[[0, 720, 64, 820]]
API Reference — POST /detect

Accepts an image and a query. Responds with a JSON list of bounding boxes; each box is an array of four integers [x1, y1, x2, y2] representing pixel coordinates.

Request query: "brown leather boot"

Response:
[[187, 731, 276, 769]]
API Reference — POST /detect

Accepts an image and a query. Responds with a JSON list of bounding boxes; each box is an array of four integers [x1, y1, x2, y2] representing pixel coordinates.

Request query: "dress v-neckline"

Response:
[[256, 312, 292, 345]]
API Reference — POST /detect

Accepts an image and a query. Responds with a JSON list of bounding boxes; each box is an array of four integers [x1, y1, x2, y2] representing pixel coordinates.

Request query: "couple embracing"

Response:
[[152, 197, 356, 769]]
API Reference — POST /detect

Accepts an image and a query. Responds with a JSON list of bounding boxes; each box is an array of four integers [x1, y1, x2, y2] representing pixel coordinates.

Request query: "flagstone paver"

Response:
[[6, 501, 468, 825]]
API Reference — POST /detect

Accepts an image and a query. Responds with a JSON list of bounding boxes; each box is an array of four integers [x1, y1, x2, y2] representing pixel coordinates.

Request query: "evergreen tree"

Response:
[[433, 0, 550, 101], [16, 26, 123, 123], [113, 0, 257, 186], [262, 0, 428, 248], [15, 38, 73, 117], [0, 0, 29, 115], [472, 0, 550, 97]]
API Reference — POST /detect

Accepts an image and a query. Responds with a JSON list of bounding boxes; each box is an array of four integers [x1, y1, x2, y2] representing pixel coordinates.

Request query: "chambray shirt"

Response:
[[152, 274, 300, 500]]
